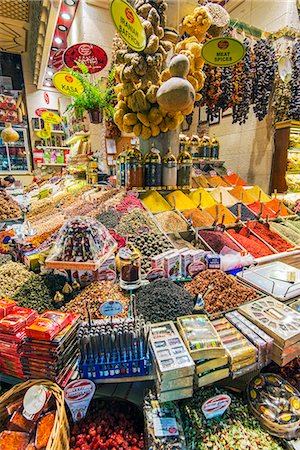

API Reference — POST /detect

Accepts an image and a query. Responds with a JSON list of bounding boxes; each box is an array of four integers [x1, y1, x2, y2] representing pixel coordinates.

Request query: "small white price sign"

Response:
[[100, 300, 123, 317], [64, 379, 95, 422]]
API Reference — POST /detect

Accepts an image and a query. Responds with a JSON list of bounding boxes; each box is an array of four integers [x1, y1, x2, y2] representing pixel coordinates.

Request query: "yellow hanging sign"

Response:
[[52, 71, 84, 96], [36, 128, 51, 139], [110, 0, 146, 52], [41, 111, 61, 124], [201, 37, 246, 67]]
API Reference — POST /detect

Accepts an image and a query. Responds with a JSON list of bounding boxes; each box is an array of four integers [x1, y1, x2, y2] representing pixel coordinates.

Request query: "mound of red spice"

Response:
[[228, 229, 273, 258], [247, 221, 293, 252]]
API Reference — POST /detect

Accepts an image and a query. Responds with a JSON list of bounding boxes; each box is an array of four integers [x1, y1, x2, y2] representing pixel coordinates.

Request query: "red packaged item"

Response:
[[0, 431, 30, 450], [35, 411, 55, 450], [40, 311, 73, 331], [0, 309, 38, 334], [0, 298, 16, 319], [8, 411, 35, 433], [6, 399, 23, 416], [25, 318, 60, 341], [12, 308, 38, 325]]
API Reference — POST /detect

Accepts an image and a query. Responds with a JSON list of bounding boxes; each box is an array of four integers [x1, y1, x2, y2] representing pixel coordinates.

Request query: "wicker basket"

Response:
[[0, 379, 70, 450]]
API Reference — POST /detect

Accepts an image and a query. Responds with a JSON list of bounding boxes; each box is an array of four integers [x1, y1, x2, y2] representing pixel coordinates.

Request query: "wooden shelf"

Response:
[[41, 163, 66, 167]]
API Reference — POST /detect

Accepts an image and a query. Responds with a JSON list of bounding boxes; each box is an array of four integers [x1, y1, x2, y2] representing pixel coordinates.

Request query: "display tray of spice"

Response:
[[179, 386, 285, 450], [204, 204, 237, 226], [182, 208, 214, 228], [228, 202, 257, 222], [248, 201, 278, 219], [230, 186, 255, 204], [184, 269, 260, 317], [197, 229, 245, 254], [247, 221, 294, 253], [154, 211, 188, 234], [189, 188, 216, 209], [227, 227, 274, 258], [269, 222, 300, 246]]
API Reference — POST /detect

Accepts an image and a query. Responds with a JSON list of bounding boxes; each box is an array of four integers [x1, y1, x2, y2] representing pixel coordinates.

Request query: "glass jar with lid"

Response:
[[116, 147, 127, 188], [125, 144, 143, 189], [177, 147, 192, 189], [210, 135, 220, 160], [190, 135, 200, 159], [143, 144, 162, 189], [162, 148, 177, 190], [119, 243, 142, 290], [199, 134, 211, 159]]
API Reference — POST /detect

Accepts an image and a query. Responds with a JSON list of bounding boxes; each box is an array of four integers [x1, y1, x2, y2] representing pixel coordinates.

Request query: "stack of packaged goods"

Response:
[[144, 391, 187, 450], [225, 311, 273, 369], [177, 315, 229, 387], [0, 306, 38, 379], [150, 322, 195, 402], [212, 317, 258, 378], [21, 311, 79, 385], [238, 297, 300, 366]]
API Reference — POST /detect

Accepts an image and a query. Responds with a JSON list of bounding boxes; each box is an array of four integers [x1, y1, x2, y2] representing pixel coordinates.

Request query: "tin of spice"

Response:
[[144, 144, 162, 189], [162, 148, 177, 189]]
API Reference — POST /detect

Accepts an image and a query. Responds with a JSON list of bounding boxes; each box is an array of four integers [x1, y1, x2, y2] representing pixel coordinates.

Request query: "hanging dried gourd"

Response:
[[232, 38, 252, 124]]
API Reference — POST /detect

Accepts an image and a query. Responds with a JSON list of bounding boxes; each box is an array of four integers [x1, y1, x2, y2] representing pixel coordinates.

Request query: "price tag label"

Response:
[[153, 417, 179, 437], [202, 394, 231, 419], [100, 300, 123, 317], [64, 379, 95, 422]]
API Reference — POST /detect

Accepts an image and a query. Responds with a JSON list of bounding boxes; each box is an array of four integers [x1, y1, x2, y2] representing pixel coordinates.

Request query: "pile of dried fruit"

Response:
[[62, 281, 129, 320], [135, 279, 194, 322], [0, 254, 12, 266], [70, 400, 144, 450], [185, 269, 257, 315], [180, 387, 284, 450]]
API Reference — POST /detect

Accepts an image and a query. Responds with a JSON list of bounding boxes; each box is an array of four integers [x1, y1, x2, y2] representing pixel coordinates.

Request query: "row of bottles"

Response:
[[179, 133, 220, 160], [116, 144, 193, 190]]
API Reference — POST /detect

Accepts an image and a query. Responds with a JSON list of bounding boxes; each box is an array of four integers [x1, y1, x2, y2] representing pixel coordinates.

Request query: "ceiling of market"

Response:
[[0, 0, 29, 53]]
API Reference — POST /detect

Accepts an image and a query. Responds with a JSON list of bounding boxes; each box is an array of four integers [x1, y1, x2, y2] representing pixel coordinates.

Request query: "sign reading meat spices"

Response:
[[64, 43, 108, 74], [110, 0, 146, 52], [202, 37, 246, 67]]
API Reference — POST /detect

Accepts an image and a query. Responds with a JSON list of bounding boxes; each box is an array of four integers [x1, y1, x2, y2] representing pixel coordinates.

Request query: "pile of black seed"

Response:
[[135, 279, 194, 323]]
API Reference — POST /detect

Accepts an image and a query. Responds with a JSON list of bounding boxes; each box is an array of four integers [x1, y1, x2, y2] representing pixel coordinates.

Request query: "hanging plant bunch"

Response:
[[272, 44, 293, 124], [252, 38, 276, 121], [288, 39, 300, 121], [232, 38, 252, 124], [113, 0, 183, 139]]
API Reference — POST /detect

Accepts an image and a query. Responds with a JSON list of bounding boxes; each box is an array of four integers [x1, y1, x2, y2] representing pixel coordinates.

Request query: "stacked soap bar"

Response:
[[225, 310, 273, 369], [150, 321, 195, 402], [212, 317, 258, 378], [177, 315, 229, 387]]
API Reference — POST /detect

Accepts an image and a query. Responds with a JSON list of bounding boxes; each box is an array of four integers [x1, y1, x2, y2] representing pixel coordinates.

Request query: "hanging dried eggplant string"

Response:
[[288, 39, 300, 121], [232, 38, 252, 124], [252, 38, 276, 121], [217, 66, 233, 112], [272, 43, 293, 124]]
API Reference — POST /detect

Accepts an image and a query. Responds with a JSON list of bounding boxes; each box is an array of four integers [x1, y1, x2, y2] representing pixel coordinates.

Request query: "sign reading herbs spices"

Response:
[[110, 0, 146, 52], [202, 37, 246, 67]]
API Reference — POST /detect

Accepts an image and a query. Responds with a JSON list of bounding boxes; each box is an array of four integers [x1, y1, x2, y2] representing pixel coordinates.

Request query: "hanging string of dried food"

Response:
[[272, 43, 293, 124], [203, 65, 223, 121], [252, 38, 276, 121], [232, 38, 252, 124], [217, 66, 233, 113], [288, 39, 300, 121]]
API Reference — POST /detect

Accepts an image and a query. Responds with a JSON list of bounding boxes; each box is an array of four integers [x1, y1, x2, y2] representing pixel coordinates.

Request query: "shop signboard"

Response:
[[41, 111, 61, 124], [201, 37, 245, 67], [64, 43, 108, 74], [52, 71, 84, 96], [110, 0, 146, 52]]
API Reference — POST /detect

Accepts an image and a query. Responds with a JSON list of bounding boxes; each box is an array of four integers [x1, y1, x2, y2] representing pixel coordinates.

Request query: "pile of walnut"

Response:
[[114, 0, 185, 139], [0, 190, 22, 220]]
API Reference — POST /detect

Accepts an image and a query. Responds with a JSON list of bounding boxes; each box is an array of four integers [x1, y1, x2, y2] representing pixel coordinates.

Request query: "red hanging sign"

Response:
[[63, 43, 108, 74], [35, 108, 48, 117], [44, 92, 50, 104], [52, 49, 65, 71]]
